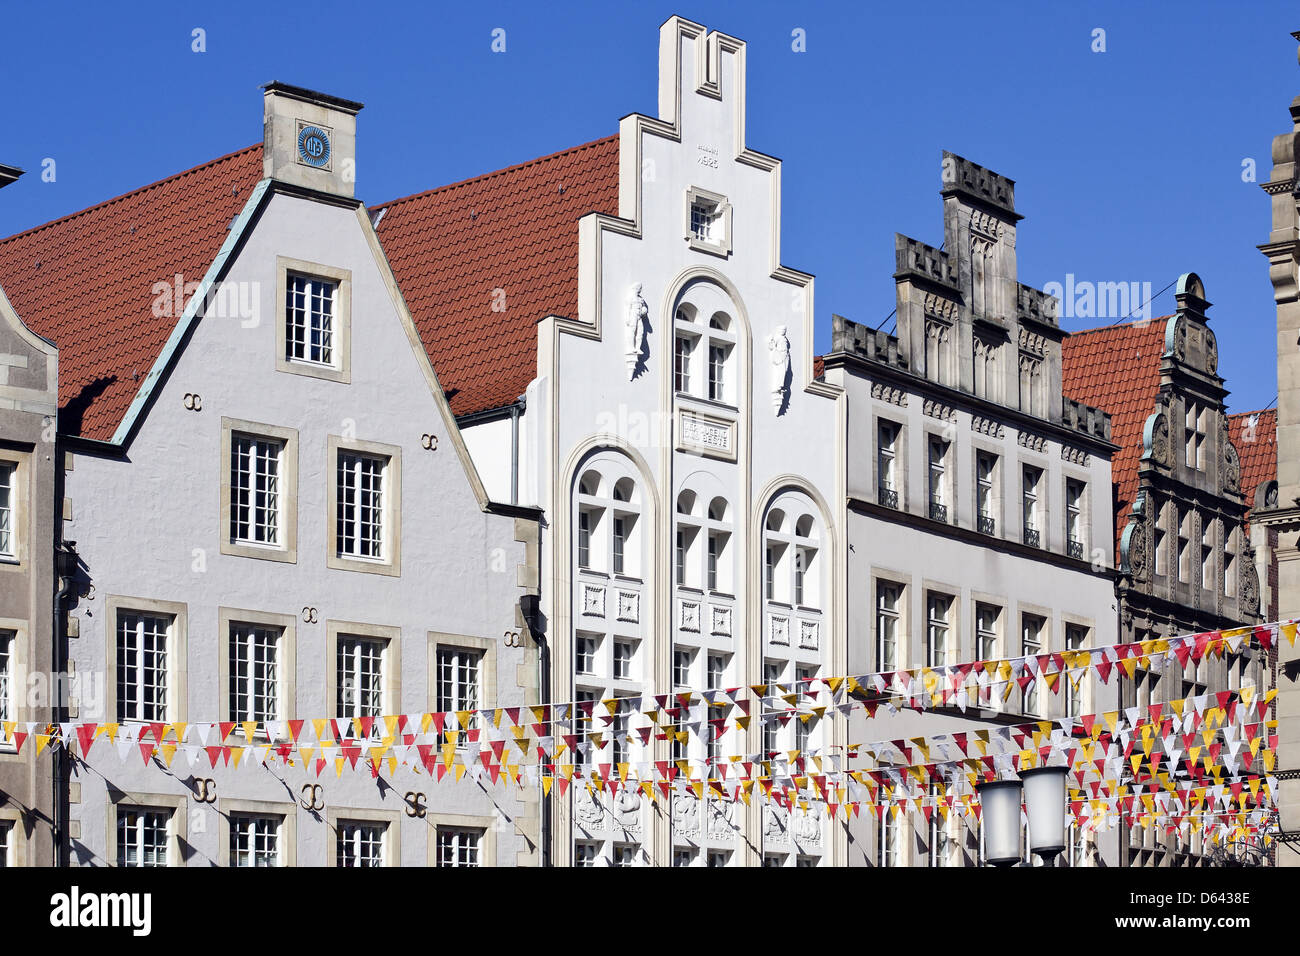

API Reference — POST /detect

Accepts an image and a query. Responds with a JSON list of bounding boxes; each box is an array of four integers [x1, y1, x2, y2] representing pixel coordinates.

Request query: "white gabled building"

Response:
[[405, 17, 846, 866], [0, 85, 542, 867]]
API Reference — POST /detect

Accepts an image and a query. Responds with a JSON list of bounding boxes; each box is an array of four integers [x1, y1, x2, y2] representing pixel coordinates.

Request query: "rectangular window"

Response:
[[577, 509, 592, 571], [1065, 624, 1087, 718], [926, 593, 950, 669], [1201, 519, 1215, 590], [0, 631, 11, 723], [436, 827, 482, 867], [231, 814, 280, 867], [613, 641, 633, 681], [928, 437, 949, 522], [764, 545, 777, 601], [611, 711, 629, 767], [673, 649, 692, 689], [976, 452, 997, 534], [763, 660, 783, 756], [976, 604, 999, 708], [691, 202, 721, 243], [876, 584, 900, 672], [676, 529, 687, 587], [117, 612, 170, 723], [575, 635, 597, 675], [336, 452, 386, 560], [0, 821, 9, 867], [1066, 479, 1085, 558], [1184, 404, 1205, 470], [878, 422, 899, 508], [337, 636, 384, 726], [574, 689, 597, 770], [612, 516, 626, 575], [1178, 510, 1192, 583], [706, 850, 730, 867], [706, 653, 726, 690], [673, 848, 696, 867], [230, 434, 282, 546], [708, 343, 727, 402], [0, 462, 14, 558], [878, 811, 898, 867], [794, 548, 806, 606], [117, 808, 168, 867], [794, 665, 816, 755], [337, 821, 385, 867], [1023, 466, 1042, 547], [763, 853, 786, 868], [1022, 615, 1044, 716], [575, 842, 599, 867], [614, 844, 638, 867], [674, 335, 694, 393], [1225, 529, 1238, 598], [928, 784, 949, 867], [285, 274, 336, 366], [229, 624, 280, 725], [706, 532, 721, 591], [437, 648, 482, 743]]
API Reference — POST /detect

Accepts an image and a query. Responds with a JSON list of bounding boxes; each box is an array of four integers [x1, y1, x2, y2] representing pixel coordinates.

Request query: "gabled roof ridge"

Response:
[[0, 143, 262, 247], [370, 134, 617, 213], [1228, 407, 1276, 419], [1065, 315, 1174, 337]]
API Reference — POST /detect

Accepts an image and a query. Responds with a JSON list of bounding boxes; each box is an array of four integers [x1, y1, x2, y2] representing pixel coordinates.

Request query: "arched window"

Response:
[[762, 499, 822, 611], [574, 460, 642, 578], [674, 303, 737, 405]]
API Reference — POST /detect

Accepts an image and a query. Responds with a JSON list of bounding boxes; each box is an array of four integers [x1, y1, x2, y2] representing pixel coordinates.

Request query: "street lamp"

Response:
[[976, 779, 1022, 867], [1021, 766, 1069, 864], [977, 766, 1070, 867]]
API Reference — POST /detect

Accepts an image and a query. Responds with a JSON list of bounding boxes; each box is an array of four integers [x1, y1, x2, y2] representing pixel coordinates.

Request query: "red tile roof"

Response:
[[371, 135, 621, 417], [0, 145, 265, 440], [1061, 319, 1169, 554], [1229, 408, 1277, 523]]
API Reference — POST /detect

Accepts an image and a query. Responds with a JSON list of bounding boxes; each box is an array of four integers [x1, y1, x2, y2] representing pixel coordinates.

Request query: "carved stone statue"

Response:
[[625, 283, 649, 379], [767, 325, 791, 413]]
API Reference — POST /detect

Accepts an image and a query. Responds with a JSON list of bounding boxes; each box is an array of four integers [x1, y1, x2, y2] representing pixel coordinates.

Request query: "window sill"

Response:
[[276, 355, 350, 385], [328, 552, 400, 578], [222, 539, 297, 565]]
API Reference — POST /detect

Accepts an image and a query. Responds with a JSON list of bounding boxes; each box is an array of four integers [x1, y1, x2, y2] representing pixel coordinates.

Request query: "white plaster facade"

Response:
[[59, 89, 540, 867], [462, 18, 846, 866]]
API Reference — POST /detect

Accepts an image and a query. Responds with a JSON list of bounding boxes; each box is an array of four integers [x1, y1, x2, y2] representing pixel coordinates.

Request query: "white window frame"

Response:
[[0, 461, 15, 561], [876, 582, 901, 672], [275, 257, 351, 383], [336, 820, 387, 868], [115, 611, 171, 724], [328, 436, 401, 576], [230, 813, 283, 867], [683, 186, 733, 258], [116, 806, 170, 868]]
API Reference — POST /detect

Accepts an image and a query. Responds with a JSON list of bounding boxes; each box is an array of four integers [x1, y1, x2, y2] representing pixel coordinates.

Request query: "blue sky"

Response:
[[2, 0, 1295, 415]]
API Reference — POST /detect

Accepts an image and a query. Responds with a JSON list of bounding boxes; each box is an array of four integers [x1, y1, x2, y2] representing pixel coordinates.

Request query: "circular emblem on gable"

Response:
[[297, 125, 331, 168]]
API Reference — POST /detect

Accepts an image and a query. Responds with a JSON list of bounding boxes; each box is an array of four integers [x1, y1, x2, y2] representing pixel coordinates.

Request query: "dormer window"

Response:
[[683, 187, 732, 257]]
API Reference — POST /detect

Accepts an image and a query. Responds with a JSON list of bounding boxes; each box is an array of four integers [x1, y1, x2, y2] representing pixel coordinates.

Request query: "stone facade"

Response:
[[1255, 33, 1300, 864], [823, 153, 1122, 867]]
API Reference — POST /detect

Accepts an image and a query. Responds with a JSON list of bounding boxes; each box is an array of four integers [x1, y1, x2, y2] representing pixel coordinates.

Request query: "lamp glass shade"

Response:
[[1022, 767, 1068, 860], [976, 780, 1022, 866]]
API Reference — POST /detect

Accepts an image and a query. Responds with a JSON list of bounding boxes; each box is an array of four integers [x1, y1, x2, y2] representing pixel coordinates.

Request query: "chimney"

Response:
[[0, 164, 23, 191], [261, 83, 363, 198]]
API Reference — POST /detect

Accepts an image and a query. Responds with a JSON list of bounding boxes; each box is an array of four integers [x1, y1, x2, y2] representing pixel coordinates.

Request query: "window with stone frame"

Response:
[[117, 807, 169, 867], [0, 630, 14, 723], [976, 451, 998, 535], [285, 273, 338, 368], [1022, 466, 1043, 548], [0, 461, 15, 559], [926, 593, 952, 669], [927, 436, 951, 524], [876, 582, 902, 672], [117, 611, 172, 723], [1065, 479, 1086, 559], [1021, 614, 1045, 716], [877, 420, 901, 509], [337, 821, 386, 867], [436, 826, 483, 867], [230, 813, 281, 867]]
